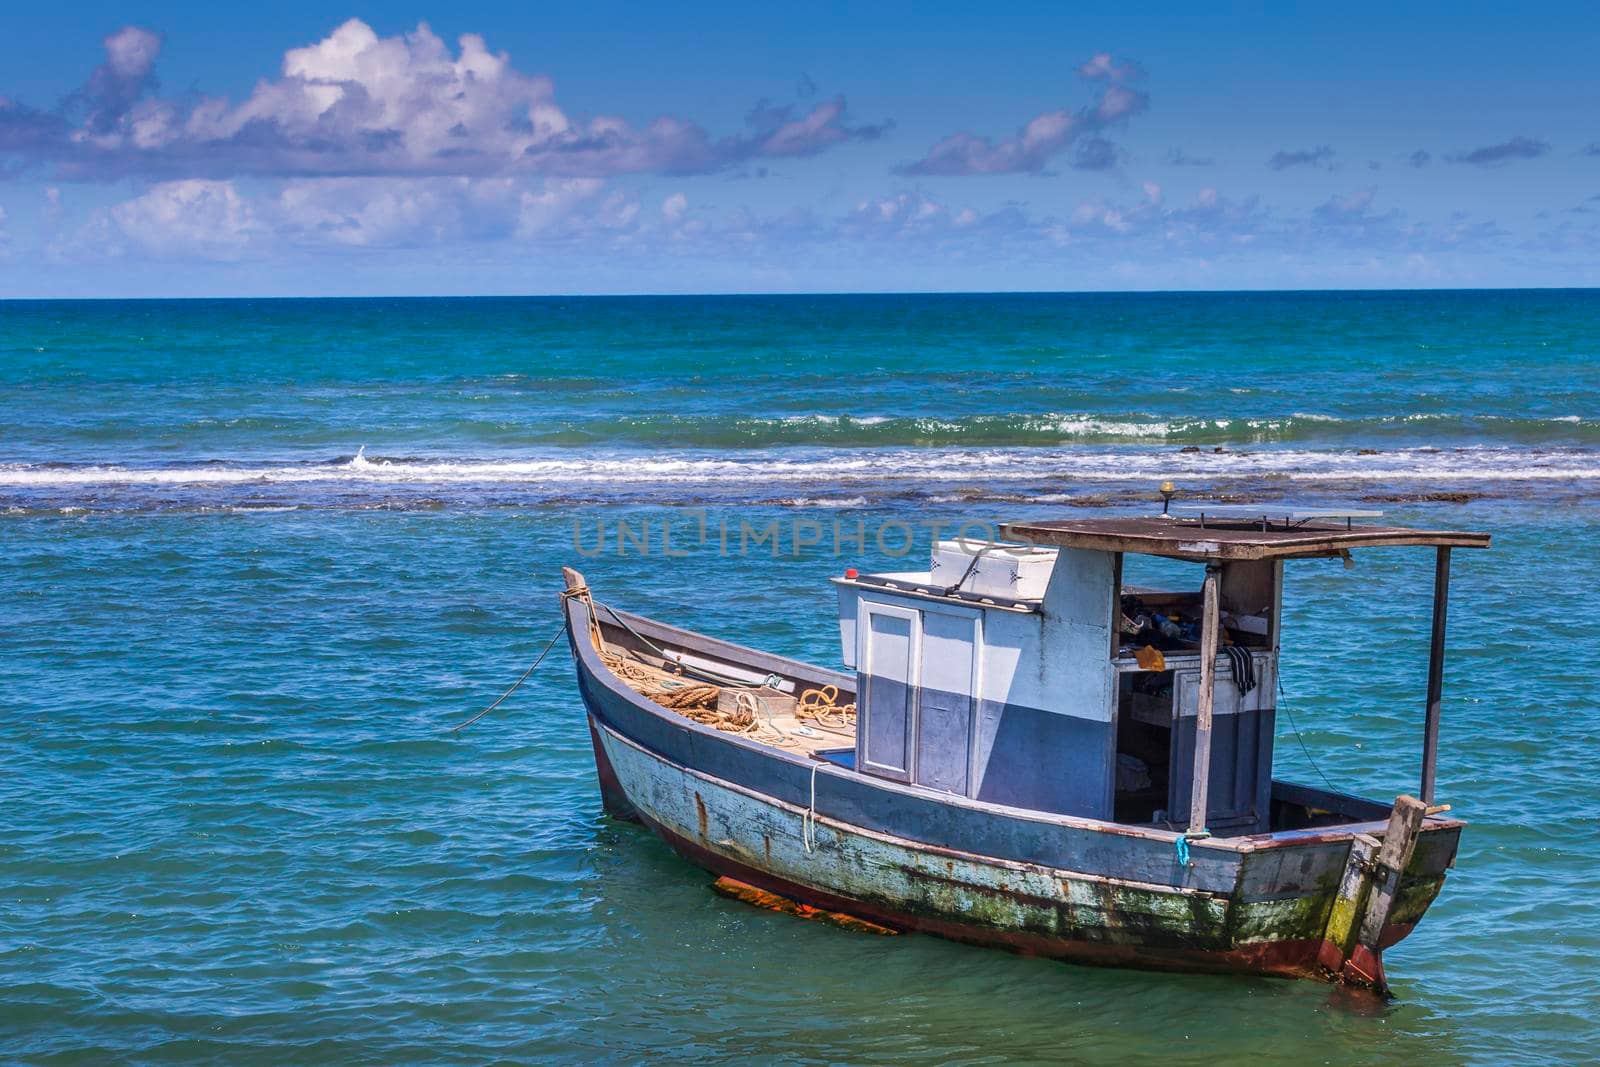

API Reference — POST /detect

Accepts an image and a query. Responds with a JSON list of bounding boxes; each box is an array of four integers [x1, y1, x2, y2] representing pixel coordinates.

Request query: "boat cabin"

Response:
[[832, 509, 1490, 836]]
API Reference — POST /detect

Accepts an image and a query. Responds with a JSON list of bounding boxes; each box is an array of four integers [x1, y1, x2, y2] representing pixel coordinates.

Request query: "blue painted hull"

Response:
[[562, 590, 1462, 988]]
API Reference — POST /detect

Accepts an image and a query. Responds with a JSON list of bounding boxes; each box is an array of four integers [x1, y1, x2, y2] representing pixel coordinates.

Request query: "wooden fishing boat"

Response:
[[561, 508, 1489, 992]]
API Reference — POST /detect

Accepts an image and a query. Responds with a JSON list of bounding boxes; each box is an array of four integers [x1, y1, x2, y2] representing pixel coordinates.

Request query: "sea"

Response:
[[2, 291, 1596, 1064]]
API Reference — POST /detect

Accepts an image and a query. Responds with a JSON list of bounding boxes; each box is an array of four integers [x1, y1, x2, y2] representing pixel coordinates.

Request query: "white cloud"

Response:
[[514, 179, 634, 239], [274, 177, 515, 247], [102, 179, 260, 259], [5, 19, 887, 180], [76, 27, 162, 136], [48, 168, 1512, 272], [897, 53, 1147, 175], [271, 175, 639, 248], [68, 174, 641, 258]]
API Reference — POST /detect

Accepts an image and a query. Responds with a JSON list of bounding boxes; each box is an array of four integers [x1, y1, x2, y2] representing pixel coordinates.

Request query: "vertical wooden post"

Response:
[[1420, 547, 1451, 804], [1188, 563, 1222, 835], [1342, 793, 1428, 991]]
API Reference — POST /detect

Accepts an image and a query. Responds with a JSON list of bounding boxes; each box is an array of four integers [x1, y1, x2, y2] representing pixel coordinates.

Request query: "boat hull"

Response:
[[590, 713, 1343, 979], [565, 592, 1459, 988]]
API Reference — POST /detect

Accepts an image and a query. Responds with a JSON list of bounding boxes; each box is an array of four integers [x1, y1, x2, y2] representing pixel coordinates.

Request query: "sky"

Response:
[[1, 2, 1597, 296]]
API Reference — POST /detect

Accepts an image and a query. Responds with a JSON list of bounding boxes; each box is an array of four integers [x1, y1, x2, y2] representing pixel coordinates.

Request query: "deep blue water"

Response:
[[2, 292, 1597, 1063]]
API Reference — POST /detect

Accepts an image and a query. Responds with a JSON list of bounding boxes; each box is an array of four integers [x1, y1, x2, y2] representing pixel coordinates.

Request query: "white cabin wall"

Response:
[[839, 547, 1120, 819], [969, 547, 1118, 818], [1037, 547, 1118, 722]]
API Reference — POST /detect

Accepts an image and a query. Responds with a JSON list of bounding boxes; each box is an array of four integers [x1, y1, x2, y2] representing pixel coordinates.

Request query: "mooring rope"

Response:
[[1277, 670, 1338, 794], [450, 620, 569, 733]]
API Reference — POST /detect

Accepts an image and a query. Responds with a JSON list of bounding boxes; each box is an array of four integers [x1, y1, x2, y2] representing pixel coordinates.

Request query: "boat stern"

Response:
[[1231, 797, 1462, 991]]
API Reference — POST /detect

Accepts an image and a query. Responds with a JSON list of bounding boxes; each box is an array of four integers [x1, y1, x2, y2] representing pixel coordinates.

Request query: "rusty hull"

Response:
[[588, 713, 1458, 986]]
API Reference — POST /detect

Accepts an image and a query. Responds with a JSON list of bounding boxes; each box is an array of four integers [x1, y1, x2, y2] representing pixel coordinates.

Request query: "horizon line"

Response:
[[4, 284, 1600, 302]]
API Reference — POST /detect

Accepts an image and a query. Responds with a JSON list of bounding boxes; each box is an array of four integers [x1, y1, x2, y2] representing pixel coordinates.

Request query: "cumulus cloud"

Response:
[[62, 173, 649, 259], [75, 27, 163, 134], [1267, 146, 1335, 170], [280, 176, 640, 247], [98, 179, 260, 259], [0, 19, 887, 181], [896, 54, 1148, 176], [1449, 136, 1549, 165], [1407, 149, 1432, 167]]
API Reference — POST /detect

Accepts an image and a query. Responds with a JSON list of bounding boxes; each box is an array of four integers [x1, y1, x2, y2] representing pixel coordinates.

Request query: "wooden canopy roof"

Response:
[[998, 515, 1491, 562]]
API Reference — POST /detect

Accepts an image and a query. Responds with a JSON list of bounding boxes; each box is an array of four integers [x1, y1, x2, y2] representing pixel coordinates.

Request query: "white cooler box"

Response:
[[928, 540, 1057, 600]]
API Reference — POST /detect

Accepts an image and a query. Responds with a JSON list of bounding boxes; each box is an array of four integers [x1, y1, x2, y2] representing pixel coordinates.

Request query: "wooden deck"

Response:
[[588, 615, 857, 758], [757, 706, 856, 755]]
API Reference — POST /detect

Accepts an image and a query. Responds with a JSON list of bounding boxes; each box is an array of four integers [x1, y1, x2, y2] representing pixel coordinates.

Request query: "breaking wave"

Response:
[[417, 411, 1600, 448], [3, 444, 1598, 493]]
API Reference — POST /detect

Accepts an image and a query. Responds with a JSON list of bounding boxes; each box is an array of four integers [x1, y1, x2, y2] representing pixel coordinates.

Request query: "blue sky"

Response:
[[1, 2, 1597, 296]]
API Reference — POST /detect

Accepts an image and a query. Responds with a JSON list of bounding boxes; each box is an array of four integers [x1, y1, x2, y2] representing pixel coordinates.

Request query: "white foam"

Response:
[[773, 496, 870, 507], [1044, 417, 1171, 438], [3, 444, 1598, 491]]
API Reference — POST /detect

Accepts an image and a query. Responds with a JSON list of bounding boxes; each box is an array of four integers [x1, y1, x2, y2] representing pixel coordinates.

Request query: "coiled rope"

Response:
[[597, 644, 805, 747], [797, 684, 856, 731], [575, 589, 856, 747]]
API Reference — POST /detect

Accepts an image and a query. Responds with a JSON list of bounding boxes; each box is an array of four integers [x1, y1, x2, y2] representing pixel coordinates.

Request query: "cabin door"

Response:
[[856, 603, 981, 792], [857, 603, 919, 781], [916, 608, 980, 796]]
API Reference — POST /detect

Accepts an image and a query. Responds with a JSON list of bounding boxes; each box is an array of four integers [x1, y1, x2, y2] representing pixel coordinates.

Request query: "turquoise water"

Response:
[[2, 292, 1597, 1063]]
